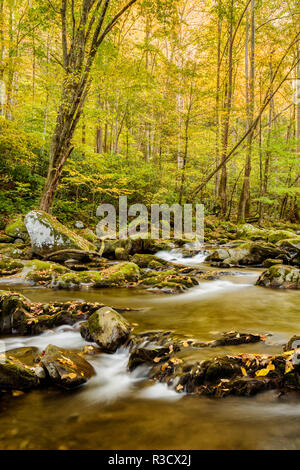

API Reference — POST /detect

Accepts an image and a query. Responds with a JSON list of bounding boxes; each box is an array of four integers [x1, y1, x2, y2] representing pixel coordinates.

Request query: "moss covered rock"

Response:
[[40, 344, 95, 390], [237, 224, 267, 241], [268, 230, 296, 244], [24, 210, 96, 259], [131, 253, 169, 269], [80, 306, 131, 353], [0, 355, 40, 390], [0, 243, 32, 260], [25, 260, 69, 284], [140, 269, 198, 293], [207, 241, 282, 267], [256, 265, 300, 289], [0, 257, 23, 276], [53, 262, 140, 289], [5, 215, 29, 242]]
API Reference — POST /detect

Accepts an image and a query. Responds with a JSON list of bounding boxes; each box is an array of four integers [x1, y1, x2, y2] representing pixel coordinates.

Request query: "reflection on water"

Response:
[[1, 255, 300, 450]]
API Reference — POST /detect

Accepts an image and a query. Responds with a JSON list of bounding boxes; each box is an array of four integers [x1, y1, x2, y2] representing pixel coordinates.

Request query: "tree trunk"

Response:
[[238, 0, 255, 221]]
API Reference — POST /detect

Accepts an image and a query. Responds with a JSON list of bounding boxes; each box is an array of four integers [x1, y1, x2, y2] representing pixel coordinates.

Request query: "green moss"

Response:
[[25, 260, 69, 283], [268, 230, 296, 244], [5, 216, 28, 241], [0, 257, 23, 276]]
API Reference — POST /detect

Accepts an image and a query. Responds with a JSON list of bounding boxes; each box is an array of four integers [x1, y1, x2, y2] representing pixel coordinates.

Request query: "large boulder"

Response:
[[24, 210, 96, 260], [4, 215, 29, 242], [40, 344, 95, 390], [206, 241, 282, 267], [256, 265, 300, 289], [236, 224, 267, 241], [25, 260, 69, 284], [80, 307, 131, 353], [268, 230, 296, 244]]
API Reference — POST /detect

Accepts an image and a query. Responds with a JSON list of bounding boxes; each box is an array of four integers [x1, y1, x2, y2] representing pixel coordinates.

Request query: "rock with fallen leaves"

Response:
[[256, 265, 300, 289], [80, 307, 131, 353], [40, 344, 95, 390], [0, 347, 42, 390]]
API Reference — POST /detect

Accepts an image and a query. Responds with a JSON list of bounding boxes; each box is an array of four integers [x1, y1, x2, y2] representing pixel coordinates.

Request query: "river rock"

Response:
[[80, 307, 131, 353], [0, 349, 41, 390], [206, 241, 282, 267], [130, 253, 169, 269], [0, 257, 24, 276], [268, 230, 296, 244], [40, 344, 95, 390], [53, 262, 140, 289], [0, 291, 31, 334], [24, 210, 96, 260], [25, 260, 69, 284], [256, 265, 300, 289]]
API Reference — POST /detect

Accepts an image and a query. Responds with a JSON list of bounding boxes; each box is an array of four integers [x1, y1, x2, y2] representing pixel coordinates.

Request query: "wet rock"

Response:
[[24, 210, 95, 259], [205, 357, 242, 383], [128, 347, 172, 371], [0, 257, 23, 277], [0, 243, 32, 260], [80, 306, 131, 353], [283, 336, 300, 351], [207, 241, 282, 267], [0, 233, 14, 243], [40, 344, 95, 390], [0, 353, 40, 390], [203, 331, 264, 348], [0, 291, 31, 334], [256, 265, 300, 289]]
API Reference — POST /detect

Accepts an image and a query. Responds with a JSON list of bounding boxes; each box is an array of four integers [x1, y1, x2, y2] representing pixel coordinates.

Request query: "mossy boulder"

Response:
[[206, 241, 282, 267], [80, 307, 131, 353], [262, 258, 283, 268], [236, 224, 267, 241], [268, 230, 296, 244], [25, 260, 69, 284], [0, 355, 40, 390], [256, 265, 300, 289], [53, 262, 140, 289], [80, 228, 98, 245], [131, 253, 169, 269], [140, 269, 198, 293], [5, 215, 29, 242], [24, 210, 96, 259], [0, 257, 23, 276], [40, 344, 95, 390]]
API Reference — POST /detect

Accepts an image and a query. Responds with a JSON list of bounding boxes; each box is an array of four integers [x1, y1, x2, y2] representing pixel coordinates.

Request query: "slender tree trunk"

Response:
[[215, 14, 222, 196], [238, 0, 255, 221], [96, 94, 103, 153], [218, 0, 234, 216], [0, 0, 5, 116]]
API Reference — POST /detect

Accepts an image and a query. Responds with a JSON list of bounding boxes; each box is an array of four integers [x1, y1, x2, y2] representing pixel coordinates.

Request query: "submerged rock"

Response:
[[201, 331, 264, 348], [256, 265, 300, 289], [80, 307, 131, 353], [40, 344, 95, 390], [24, 210, 95, 259]]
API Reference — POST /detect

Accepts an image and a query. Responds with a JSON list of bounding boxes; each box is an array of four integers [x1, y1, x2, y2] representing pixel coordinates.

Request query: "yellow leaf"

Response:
[[170, 358, 183, 365], [241, 367, 247, 376], [153, 357, 162, 363], [183, 342, 189, 348], [176, 384, 183, 391], [285, 362, 294, 374], [256, 368, 270, 377]]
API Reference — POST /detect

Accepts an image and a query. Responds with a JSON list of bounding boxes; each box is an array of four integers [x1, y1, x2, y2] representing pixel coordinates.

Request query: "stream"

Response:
[[1, 249, 300, 450]]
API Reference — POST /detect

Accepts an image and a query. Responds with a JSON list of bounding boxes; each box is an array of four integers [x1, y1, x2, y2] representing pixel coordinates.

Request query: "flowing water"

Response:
[[1, 250, 300, 450]]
